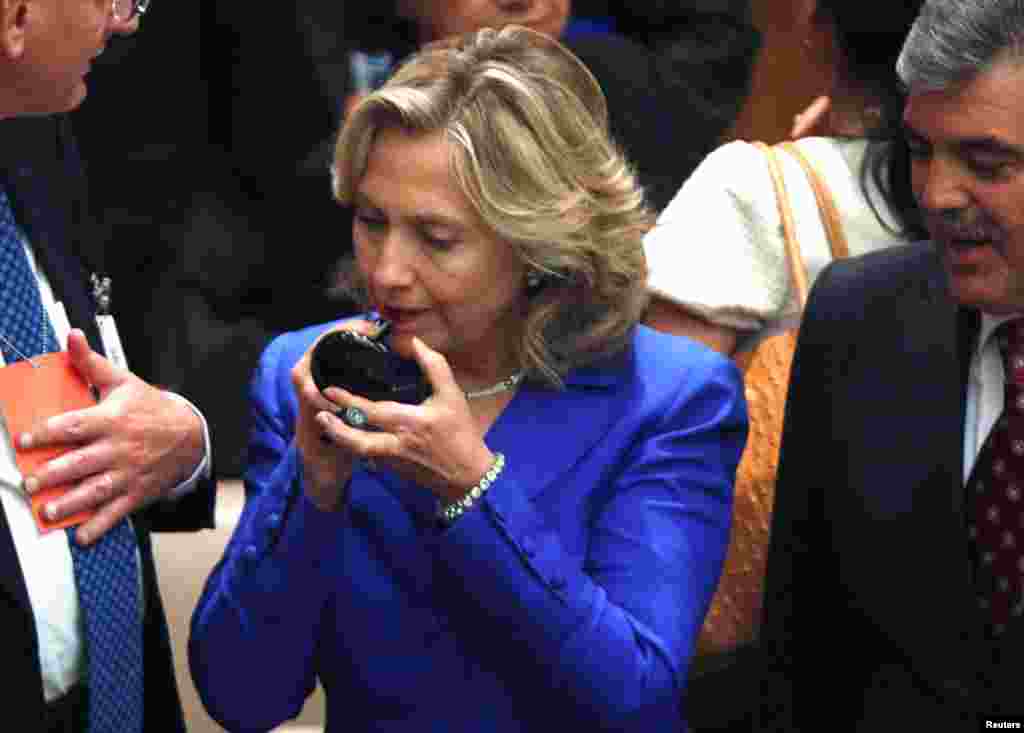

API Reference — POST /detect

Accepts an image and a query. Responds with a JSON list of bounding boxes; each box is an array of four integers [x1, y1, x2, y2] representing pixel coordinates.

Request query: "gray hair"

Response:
[[897, 0, 1024, 91]]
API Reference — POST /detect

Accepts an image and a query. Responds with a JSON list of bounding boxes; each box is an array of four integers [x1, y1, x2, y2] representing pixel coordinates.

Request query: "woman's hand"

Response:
[[292, 320, 378, 511], [318, 336, 496, 503], [790, 95, 832, 139]]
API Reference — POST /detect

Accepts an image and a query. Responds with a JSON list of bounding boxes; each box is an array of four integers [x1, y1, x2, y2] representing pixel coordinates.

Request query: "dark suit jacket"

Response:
[[0, 114, 216, 731], [759, 241, 1019, 731]]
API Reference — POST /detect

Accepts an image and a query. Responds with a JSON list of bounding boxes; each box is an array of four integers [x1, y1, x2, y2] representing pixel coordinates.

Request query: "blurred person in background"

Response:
[[644, 0, 926, 354], [377, 0, 760, 211], [189, 27, 746, 733]]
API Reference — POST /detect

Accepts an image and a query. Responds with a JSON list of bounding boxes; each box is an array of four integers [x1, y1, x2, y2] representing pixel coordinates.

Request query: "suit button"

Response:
[[521, 534, 537, 558], [266, 512, 282, 528]]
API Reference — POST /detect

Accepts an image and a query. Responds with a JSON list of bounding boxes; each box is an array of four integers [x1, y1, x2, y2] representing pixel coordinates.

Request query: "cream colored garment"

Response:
[[644, 137, 908, 351]]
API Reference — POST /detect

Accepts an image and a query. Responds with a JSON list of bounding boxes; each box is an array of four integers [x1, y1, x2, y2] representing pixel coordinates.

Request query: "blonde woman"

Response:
[[189, 26, 745, 732]]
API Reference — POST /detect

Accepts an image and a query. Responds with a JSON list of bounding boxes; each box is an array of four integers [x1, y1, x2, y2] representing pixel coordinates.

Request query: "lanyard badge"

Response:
[[91, 273, 128, 370]]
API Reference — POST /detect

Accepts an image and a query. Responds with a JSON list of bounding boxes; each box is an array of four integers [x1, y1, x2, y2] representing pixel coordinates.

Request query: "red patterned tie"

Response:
[[969, 319, 1024, 637]]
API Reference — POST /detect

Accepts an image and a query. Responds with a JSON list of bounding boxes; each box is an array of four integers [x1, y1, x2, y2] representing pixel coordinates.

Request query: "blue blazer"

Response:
[[190, 321, 746, 732]]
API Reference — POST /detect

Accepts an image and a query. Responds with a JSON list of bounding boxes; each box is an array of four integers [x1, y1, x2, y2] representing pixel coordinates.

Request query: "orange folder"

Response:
[[0, 352, 96, 533]]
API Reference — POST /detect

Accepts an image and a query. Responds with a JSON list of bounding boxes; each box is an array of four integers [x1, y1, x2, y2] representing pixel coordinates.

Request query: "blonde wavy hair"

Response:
[[333, 25, 652, 387]]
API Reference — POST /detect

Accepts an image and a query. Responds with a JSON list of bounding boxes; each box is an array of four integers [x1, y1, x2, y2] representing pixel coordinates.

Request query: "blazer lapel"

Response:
[[890, 271, 968, 572], [897, 265, 988, 687], [839, 256, 984, 698], [3, 119, 103, 352], [485, 354, 627, 503], [30, 228, 104, 353]]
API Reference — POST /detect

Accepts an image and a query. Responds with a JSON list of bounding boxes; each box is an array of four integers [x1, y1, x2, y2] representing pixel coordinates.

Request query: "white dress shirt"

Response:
[[0, 240, 211, 702], [964, 313, 1022, 481]]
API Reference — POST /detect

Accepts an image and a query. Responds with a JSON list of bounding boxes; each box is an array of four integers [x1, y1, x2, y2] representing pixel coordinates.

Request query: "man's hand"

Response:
[[20, 330, 204, 545]]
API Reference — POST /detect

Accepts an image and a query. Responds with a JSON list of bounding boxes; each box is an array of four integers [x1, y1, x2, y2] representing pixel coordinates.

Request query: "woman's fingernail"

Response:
[[24, 477, 39, 494], [45, 503, 58, 520], [19, 433, 33, 450]]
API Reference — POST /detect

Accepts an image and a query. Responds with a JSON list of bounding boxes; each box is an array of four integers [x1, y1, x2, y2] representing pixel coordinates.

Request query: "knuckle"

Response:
[[291, 363, 305, 388], [88, 472, 117, 503], [63, 416, 86, 440], [53, 450, 83, 476]]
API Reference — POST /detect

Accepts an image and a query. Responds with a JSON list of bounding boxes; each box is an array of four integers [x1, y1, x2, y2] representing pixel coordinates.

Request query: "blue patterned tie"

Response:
[[0, 187, 143, 732]]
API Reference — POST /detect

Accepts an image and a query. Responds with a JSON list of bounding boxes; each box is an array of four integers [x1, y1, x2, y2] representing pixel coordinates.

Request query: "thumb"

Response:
[[408, 336, 461, 401], [67, 329, 127, 396]]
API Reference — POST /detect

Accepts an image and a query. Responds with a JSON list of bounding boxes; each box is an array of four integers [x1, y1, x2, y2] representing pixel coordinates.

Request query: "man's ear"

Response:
[[0, 0, 30, 61]]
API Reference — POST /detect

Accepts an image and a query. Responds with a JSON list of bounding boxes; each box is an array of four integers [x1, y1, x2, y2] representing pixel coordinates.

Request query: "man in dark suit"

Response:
[[759, 1, 1024, 729], [0, 2, 214, 730]]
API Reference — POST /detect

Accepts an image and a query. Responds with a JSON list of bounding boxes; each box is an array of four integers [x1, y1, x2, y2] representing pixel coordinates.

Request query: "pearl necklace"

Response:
[[464, 371, 525, 400]]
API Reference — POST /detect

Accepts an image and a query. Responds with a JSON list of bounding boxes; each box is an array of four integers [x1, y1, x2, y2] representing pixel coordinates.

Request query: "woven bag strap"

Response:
[[778, 141, 851, 260], [751, 141, 810, 308]]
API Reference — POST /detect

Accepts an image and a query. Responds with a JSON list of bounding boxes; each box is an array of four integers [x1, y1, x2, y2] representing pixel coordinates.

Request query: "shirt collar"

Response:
[[976, 311, 1024, 361]]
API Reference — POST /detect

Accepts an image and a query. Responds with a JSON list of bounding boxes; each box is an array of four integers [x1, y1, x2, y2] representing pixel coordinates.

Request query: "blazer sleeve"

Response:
[[189, 331, 342, 731]]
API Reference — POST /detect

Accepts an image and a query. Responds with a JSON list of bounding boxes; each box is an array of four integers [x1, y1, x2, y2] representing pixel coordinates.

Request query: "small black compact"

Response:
[[310, 321, 432, 405]]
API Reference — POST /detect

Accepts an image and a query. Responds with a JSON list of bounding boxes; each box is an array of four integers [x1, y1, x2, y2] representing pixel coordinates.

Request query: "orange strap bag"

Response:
[[696, 141, 849, 655]]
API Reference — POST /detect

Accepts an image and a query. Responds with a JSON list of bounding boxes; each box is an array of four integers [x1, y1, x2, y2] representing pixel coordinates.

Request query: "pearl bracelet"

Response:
[[437, 453, 506, 526]]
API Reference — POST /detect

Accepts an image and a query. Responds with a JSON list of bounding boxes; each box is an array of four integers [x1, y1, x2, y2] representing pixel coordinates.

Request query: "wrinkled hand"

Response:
[[21, 330, 204, 545], [318, 336, 495, 503], [292, 319, 379, 511]]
